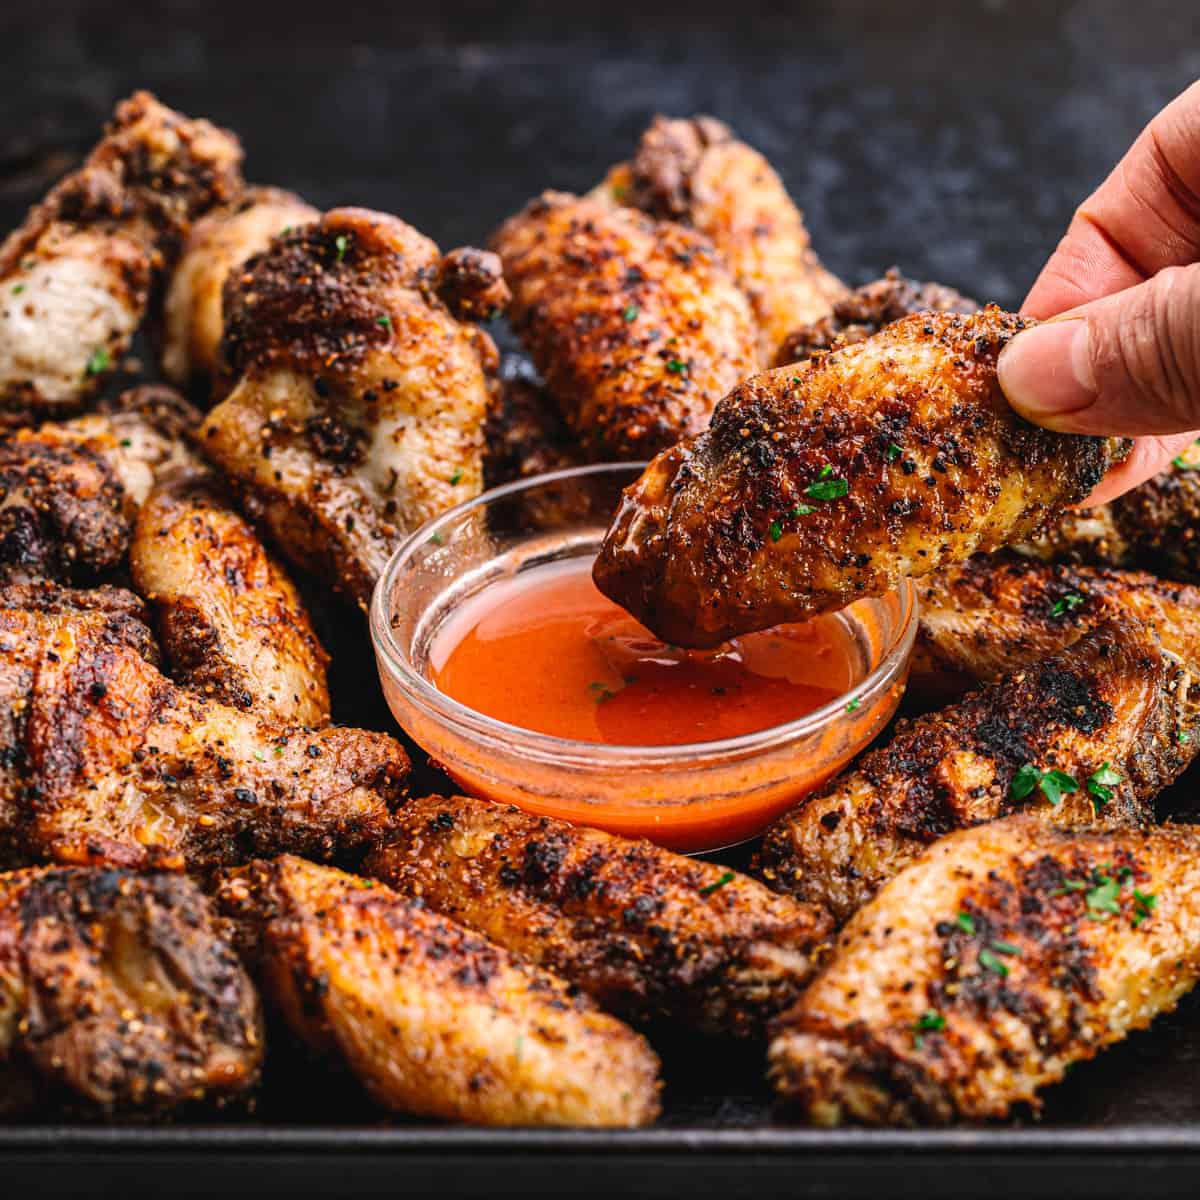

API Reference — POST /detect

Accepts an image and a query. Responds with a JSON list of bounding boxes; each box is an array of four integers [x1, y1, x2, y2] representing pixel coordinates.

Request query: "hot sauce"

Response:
[[430, 557, 857, 746]]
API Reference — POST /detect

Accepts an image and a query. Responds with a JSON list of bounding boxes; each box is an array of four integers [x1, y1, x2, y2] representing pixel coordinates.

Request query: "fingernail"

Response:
[[997, 318, 1097, 419]]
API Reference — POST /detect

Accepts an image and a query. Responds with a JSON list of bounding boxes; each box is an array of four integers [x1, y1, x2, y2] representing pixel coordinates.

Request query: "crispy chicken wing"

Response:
[[755, 620, 1200, 923], [364, 794, 832, 1037], [0, 865, 261, 1115], [201, 208, 500, 604], [130, 474, 330, 725], [216, 856, 661, 1127], [773, 268, 977, 367], [483, 368, 580, 491], [594, 308, 1129, 648], [0, 92, 243, 425], [595, 116, 846, 363], [912, 554, 1200, 701], [161, 186, 319, 397], [0, 588, 406, 869], [769, 816, 1200, 1124], [492, 191, 758, 461]]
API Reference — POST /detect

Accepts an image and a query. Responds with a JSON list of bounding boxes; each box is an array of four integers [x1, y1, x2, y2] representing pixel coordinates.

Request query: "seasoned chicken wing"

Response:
[[595, 115, 846, 363], [201, 208, 500, 604], [161, 186, 319, 397], [773, 268, 977, 367], [0, 588, 406, 869], [769, 816, 1200, 1125], [912, 554, 1200, 700], [0, 385, 201, 586], [0, 92, 243, 425], [365, 794, 832, 1037], [492, 191, 758, 461], [0, 865, 261, 1115], [483, 367, 580, 491], [216, 856, 661, 1127], [755, 620, 1200, 923], [130, 474, 330, 725], [594, 308, 1129, 648]]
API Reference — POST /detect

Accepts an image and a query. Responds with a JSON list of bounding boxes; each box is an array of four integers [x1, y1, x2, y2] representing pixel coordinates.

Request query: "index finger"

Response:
[[1024, 79, 1200, 318]]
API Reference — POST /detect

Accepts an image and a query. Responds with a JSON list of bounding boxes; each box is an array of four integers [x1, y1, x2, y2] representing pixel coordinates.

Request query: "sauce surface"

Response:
[[429, 558, 856, 745]]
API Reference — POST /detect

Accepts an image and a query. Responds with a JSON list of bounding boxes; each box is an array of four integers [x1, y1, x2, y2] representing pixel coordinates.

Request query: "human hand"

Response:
[[997, 81, 1200, 505]]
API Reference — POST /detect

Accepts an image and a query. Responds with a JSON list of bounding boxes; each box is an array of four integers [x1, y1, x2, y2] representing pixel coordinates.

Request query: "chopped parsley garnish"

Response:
[[623, 304, 639, 322], [85, 347, 111, 376], [989, 940, 1021, 957], [588, 681, 620, 704], [11, 283, 25, 295], [1172, 446, 1200, 470], [273, 745, 285, 757], [334, 234, 349, 261], [119, 438, 132, 448], [1085, 872, 1122, 919], [1133, 889, 1158, 927], [1010, 763, 1078, 807], [770, 503, 818, 541], [1179, 730, 1192, 745], [955, 911, 976, 935], [1050, 592, 1085, 618], [805, 477, 849, 501], [846, 697, 861, 712], [449, 469, 463, 485], [666, 358, 688, 374], [253, 750, 266, 762], [1086, 763, 1122, 811], [376, 314, 392, 329], [699, 871, 735, 896], [790, 503, 816, 517], [769, 521, 784, 542], [428, 532, 444, 546], [916, 1009, 945, 1032], [978, 947, 1010, 977], [886, 442, 903, 462], [818, 464, 834, 479]]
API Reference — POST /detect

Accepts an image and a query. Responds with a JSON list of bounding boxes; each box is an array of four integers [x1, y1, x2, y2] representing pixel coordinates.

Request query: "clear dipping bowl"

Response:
[[369, 463, 918, 853]]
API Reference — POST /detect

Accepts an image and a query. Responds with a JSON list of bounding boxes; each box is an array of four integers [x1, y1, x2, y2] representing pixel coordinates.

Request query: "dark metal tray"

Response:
[[3, 1, 1200, 1192]]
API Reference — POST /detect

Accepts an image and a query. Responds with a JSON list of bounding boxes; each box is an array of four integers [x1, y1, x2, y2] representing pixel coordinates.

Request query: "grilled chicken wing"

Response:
[[364, 794, 832, 1036], [0, 385, 201, 586], [483, 367, 580, 491], [595, 115, 846, 363], [130, 474, 330, 725], [0, 587, 406, 869], [0, 865, 261, 1115], [216, 856, 661, 1127], [161, 186, 319, 397], [594, 308, 1129, 648], [912, 554, 1200, 700], [755, 620, 1200, 923], [0, 92, 243, 425], [201, 208, 500, 604], [769, 816, 1200, 1125], [773, 268, 977, 367], [492, 191, 758, 461]]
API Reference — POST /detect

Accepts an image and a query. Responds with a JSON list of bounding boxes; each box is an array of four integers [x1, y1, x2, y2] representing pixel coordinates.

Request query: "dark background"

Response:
[[2, 0, 1198, 307]]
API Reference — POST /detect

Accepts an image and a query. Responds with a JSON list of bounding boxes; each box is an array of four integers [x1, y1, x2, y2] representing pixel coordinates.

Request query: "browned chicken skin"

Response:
[[773, 267, 978, 367], [492, 191, 758, 461], [0, 587, 406, 870], [596, 115, 847, 363], [0, 92, 243, 425], [770, 816, 1200, 1125], [755, 620, 1200, 924], [365, 794, 832, 1037], [482, 368, 580, 491], [0, 865, 262, 1115], [594, 308, 1129, 648], [913, 554, 1200, 701], [130, 474, 331, 726], [216, 856, 662, 1127], [201, 208, 501, 604]]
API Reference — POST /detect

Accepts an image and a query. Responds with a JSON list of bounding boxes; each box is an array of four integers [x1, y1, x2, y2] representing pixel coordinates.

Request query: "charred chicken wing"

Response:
[[755, 620, 1200, 923], [594, 308, 1128, 648], [0, 92, 243, 425], [769, 816, 1200, 1124], [216, 856, 662, 1127], [365, 794, 833, 1037]]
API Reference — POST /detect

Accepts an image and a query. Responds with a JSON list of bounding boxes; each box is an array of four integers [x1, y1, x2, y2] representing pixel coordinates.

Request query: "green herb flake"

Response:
[[588, 681, 620, 704], [978, 947, 1010, 977], [805, 477, 850, 501], [846, 697, 861, 713], [1133, 889, 1158, 927], [990, 940, 1021, 957], [886, 442, 903, 462], [11, 283, 25, 295], [623, 304, 639, 322], [85, 347, 111, 376], [769, 520, 784, 542], [699, 870, 736, 897], [916, 1009, 946, 1033], [449, 469, 464, 486], [376, 315, 392, 329], [789, 503, 816, 517], [1050, 592, 1086, 618], [334, 234, 349, 261], [666, 358, 688, 375], [119, 438, 132, 448], [1039, 768, 1079, 807], [1086, 762, 1122, 811], [1173, 454, 1200, 471], [955, 911, 976, 935], [273, 745, 285, 757], [818, 464, 834, 479], [428, 532, 444, 546], [253, 750, 266, 762], [1086, 873, 1122, 919], [1179, 730, 1192, 745], [1009, 763, 1042, 801]]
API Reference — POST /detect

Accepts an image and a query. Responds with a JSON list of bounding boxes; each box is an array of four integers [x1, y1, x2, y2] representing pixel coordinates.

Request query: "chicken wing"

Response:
[[364, 794, 832, 1036], [216, 856, 661, 1127], [594, 308, 1129, 648], [754, 620, 1200, 923], [161, 186, 319, 398], [0, 92, 243, 425], [492, 191, 758, 461], [594, 115, 846, 363], [773, 268, 977, 367], [0, 865, 261, 1115], [769, 816, 1200, 1124], [201, 208, 501, 604], [130, 474, 330, 725], [1, 587, 406, 869], [912, 554, 1200, 700]]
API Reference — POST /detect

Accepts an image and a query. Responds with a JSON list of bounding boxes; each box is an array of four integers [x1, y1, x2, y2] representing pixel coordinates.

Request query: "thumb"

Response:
[[998, 264, 1200, 437]]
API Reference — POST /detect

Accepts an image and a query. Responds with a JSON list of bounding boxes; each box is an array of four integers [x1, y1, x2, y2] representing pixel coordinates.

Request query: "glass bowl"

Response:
[[369, 463, 918, 853]]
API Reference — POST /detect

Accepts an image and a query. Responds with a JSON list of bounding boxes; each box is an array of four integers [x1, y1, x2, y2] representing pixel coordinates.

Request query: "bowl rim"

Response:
[[369, 461, 919, 765]]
